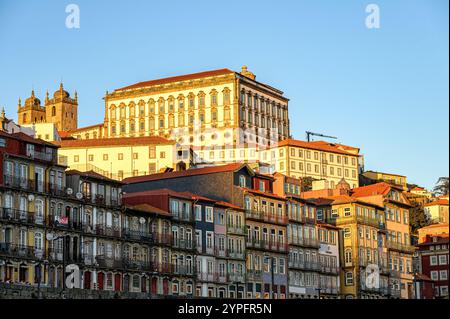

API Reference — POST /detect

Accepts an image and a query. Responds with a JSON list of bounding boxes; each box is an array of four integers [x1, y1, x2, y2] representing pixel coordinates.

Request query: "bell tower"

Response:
[[17, 90, 46, 125], [45, 83, 78, 131]]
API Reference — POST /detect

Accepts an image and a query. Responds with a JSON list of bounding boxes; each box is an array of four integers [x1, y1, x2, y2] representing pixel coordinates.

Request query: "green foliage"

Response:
[[409, 201, 431, 235], [433, 177, 449, 196]]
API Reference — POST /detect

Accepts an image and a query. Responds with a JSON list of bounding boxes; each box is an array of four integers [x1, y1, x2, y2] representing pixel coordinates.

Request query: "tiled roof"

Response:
[[351, 182, 393, 197], [123, 188, 194, 200], [115, 69, 235, 91], [415, 273, 434, 282], [123, 163, 246, 184], [276, 139, 359, 156], [56, 136, 175, 148], [241, 187, 287, 201], [424, 199, 449, 207], [65, 169, 123, 184], [364, 170, 406, 178], [67, 123, 103, 133], [419, 223, 449, 230], [215, 201, 244, 210], [125, 203, 171, 217], [0, 130, 57, 147], [308, 140, 360, 152], [303, 198, 334, 206]]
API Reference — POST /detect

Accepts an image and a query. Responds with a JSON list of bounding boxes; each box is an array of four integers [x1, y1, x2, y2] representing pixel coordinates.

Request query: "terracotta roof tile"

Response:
[[55, 136, 175, 148], [65, 169, 123, 184], [123, 188, 194, 200], [424, 199, 449, 207], [125, 203, 171, 217], [123, 163, 246, 184], [351, 182, 393, 197], [276, 139, 359, 156], [115, 69, 235, 91]]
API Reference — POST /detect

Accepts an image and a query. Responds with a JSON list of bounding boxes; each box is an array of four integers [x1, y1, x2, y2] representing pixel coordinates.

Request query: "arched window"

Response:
[[138, 101, 145, 117], [210, 90, 218, 106], [158, 98, 165, 114], [168, 114, 175, 128], [120, 104, 126, 119], [148, 99, 155, 114], [129, 103, 136, 118], [22, 113, 27, 123], [52, 106, 56, 116]]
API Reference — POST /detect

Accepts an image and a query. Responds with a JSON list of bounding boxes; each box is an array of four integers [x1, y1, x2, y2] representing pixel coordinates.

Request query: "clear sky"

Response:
[[0, 0, 448, 190]]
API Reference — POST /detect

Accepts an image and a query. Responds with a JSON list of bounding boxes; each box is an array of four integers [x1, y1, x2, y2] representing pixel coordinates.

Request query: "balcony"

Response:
[[214, 247, 227, 258], [246, 239, 288, 252], [48, 184, 67, 197], [227, 225, 246, 236], [228, 273, 245, 283], [172, 239, 194, 251], [245, 210, 288, 225], [30, 150, 55, 162], [152, 232, 172, 246], [95, 225, 121, 237], [246, 270, 262, 281], [386, 241, 416, 254], [0, 207, 44, 226], [197, 272, 216, 282], [0, 243, 44, 260], [2, 175, 36, 191], [96, 255, 123, 269], [151, 262, 173, 274], [228, 250, 245, 260], [320, 266, 340, 275], [335, 215, 385, 229], [48, 215, 82, 231], [123, 258, 151, 271], [122, 229, 152, 242], [173, 265, 195, 276], [288, 237, 320, 248], [288, 261, 320, 271]]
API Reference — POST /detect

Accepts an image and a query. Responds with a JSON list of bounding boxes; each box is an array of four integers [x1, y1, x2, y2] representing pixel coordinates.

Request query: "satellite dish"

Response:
[[139, 217, 146, 225], [28, 194, 35, 201], [46, 233, 54, 241], [67, 188, 73, 195], [76, 192, 83, 200]]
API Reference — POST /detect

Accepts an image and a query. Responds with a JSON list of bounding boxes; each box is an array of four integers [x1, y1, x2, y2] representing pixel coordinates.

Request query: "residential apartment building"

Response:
[[416, 234, 449, 298], [56, 136, 192, 180], [271, 173, 321, 299], [260, 139, 361, 189], [351, 182, 416, 299], [317, 223, 341, 299], [123, 163, 289, 299], [361, 171, 408, 191], [424, 199, 449, 224], [122, 189, 196, 298]]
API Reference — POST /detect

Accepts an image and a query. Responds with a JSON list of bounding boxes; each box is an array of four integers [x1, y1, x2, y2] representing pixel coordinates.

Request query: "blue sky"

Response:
[[0, 0, 448, 190]]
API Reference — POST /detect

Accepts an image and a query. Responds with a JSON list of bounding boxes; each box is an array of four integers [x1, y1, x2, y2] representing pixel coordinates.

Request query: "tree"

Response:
[[301, 177, 318, 192], [433, 177, 449, 196], [409, 201, 431, 236]]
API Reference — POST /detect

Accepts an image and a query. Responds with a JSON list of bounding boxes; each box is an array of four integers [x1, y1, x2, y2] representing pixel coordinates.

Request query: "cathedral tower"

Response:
[[17, 90, 46, 125], [45, 83, 78, 131]]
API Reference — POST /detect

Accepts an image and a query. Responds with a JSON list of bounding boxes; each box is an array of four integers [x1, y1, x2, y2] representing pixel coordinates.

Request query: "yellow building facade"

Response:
[[56, 136, 191, 181], [324, 196, 390, 299], [362, 171, 407, 190], [351, 183, 415, 299], [424, 199, 449, 224], [260, 139, 361, 189], [101, 66, 289, 152]]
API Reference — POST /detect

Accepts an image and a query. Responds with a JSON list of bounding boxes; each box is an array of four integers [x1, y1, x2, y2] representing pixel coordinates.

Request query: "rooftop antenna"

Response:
[[306, 131, 338, 142]]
